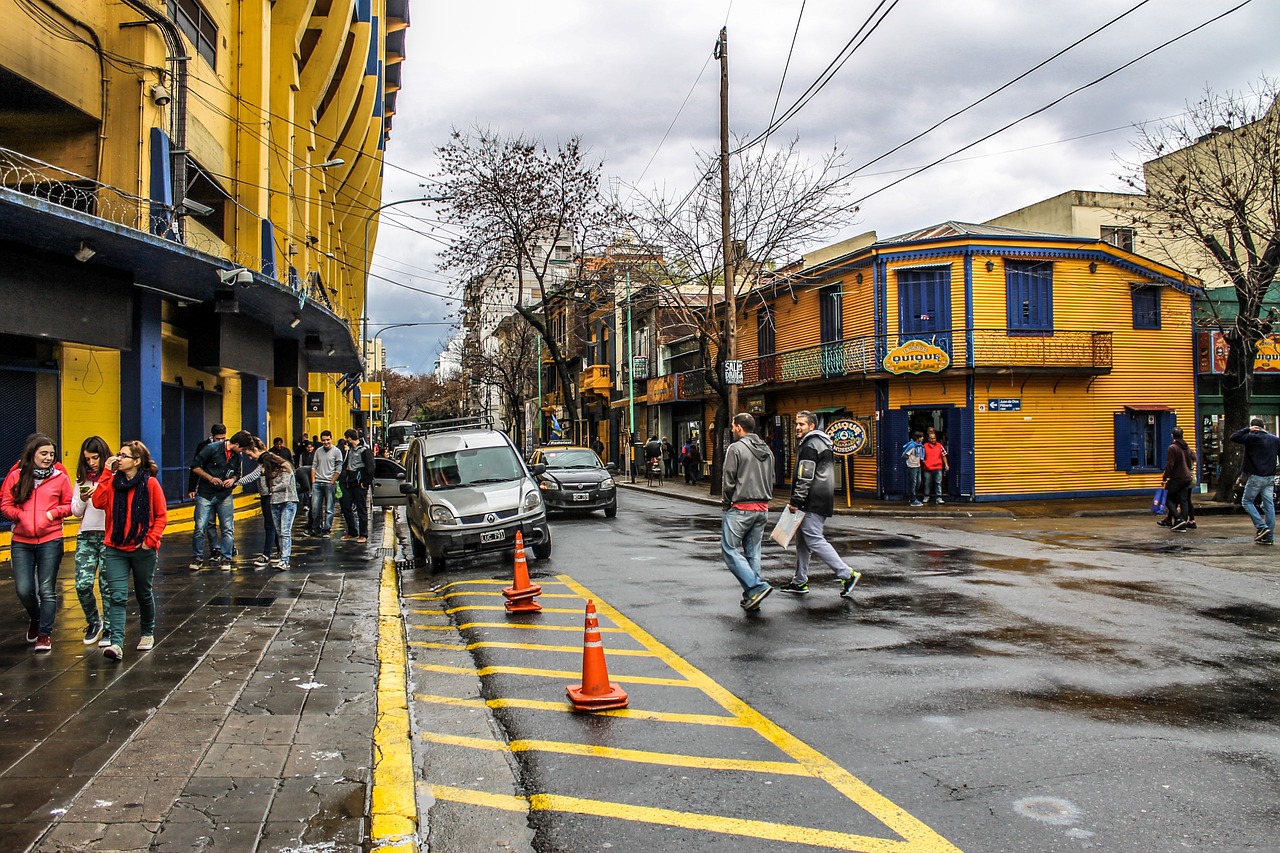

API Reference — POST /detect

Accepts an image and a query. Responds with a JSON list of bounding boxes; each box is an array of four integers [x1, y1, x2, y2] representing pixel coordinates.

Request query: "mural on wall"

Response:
[[1198, 331, 1280, 374]]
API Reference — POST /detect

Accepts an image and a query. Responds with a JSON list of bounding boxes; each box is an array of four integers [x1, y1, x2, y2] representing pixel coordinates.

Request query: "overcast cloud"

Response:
[[368, 0, 1278, 374]]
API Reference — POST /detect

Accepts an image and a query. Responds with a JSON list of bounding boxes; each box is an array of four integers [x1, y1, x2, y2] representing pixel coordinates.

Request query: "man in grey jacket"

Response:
[[780, 410, 860, 597], [721, 413, 776, 611]]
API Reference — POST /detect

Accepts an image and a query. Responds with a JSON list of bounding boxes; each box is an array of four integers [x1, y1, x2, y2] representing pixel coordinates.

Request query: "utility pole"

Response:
[[717, 26, 738, 418]]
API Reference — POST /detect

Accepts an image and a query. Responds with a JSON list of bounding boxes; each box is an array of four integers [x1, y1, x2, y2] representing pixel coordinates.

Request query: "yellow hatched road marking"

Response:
[[437, 590, 584, 600], [411, 639, 653, 656], [425, 578, 574, 593], [440, 605, 585, 615], [414, 693, 746, 727], [411, 621, 625, 634], [414, 662, 693, 686], [420, 732, 809, 776], [431, 786, 915, 853], [557, 575, 963, 853]]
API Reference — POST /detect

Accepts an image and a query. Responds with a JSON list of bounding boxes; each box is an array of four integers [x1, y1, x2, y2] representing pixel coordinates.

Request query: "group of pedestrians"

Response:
[[719, 410, 861, 613], [900, 427, 949, 506], [2, 433, 165, 660]]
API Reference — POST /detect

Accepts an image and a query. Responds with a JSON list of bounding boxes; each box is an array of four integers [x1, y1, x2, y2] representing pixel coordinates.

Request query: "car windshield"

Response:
[[542, 449, 602, 469], [425, 446, 523, 489]]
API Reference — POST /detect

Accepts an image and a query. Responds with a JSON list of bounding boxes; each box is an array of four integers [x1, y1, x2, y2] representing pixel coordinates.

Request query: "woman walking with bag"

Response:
[[71, 436, 113, 647], [1, 433, 72, 652], [92, 440, 167, 660]]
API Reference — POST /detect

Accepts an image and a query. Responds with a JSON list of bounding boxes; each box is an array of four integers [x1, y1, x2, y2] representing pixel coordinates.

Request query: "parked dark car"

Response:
[[529, 445, 618, 518]]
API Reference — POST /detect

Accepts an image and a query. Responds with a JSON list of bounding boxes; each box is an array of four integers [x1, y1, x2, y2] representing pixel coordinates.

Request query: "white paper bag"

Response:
[[769, 509, 804, 549]]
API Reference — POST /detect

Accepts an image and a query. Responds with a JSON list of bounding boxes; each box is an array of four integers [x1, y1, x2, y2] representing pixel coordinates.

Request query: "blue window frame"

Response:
[[1005, 260, 1053, 333], [897, 267, 950, 336], [1113, 408, 1175, 472], [1132, 285, 1161, 329]]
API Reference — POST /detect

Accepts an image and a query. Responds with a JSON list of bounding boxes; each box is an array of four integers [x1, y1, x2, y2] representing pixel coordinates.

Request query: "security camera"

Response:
[[180, 198, 214, 216], [217, 267, 254, 286], [150, 84, 173, 107]]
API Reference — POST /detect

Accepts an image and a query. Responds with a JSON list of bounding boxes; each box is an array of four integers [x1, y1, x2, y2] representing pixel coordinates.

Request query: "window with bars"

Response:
[[1005, 260, 1053, 333], [168, 0, 218, 70], [1131, 285, 1161, 329]]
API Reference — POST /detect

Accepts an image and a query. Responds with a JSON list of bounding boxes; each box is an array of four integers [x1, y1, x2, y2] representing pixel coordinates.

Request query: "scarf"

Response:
[[32, 466, 54, 482], [111, 470, 152, 548]]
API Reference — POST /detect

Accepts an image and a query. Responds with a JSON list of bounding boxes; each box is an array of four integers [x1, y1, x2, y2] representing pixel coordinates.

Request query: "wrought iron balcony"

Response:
[[739, 328, 1112, 387]]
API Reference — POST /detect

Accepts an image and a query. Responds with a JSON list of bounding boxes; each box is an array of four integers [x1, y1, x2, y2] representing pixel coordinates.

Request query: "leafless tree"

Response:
[[384, 371, 466, 423], [630, 137, 859, 492], [434, 127, 624, 426], [461, 314, 542, 444], [1121, 80, 1280, 500]]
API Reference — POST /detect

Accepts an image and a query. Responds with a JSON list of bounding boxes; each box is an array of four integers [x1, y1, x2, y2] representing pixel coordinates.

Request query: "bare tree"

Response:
[[1121, 81, 1280, 500], [434, 127, 623, 427], [631, 138, 859, 493], [461, 314, 541, 444], [384, 371, 466, 423]]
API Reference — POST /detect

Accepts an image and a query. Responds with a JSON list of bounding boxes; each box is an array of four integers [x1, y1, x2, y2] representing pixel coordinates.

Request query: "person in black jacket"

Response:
[[189, 430, 251, 570], [1230, 417, 1280, 545], [186, 424, 226, 559], [779, 411, 861, 597], [338, 429, 376, 542], [1160, 427, 1197, 532]]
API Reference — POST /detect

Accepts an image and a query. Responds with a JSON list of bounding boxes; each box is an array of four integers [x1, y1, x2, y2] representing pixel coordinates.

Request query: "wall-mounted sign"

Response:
[[883, 339, 950, 374], [825, 418, 866, 455], [723, 360, 743, 385], [632, 356, 649, 379], [1197, 331, 1280, 374], [746, 395, 766, 415], [988, 398, 1021, 412], [647, 374, 676, 404], [306, 391, 325, 414]]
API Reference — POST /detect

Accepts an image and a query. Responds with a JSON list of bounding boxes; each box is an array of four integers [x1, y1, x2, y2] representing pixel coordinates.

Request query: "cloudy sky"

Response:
[[367, 0, 1278, 374]]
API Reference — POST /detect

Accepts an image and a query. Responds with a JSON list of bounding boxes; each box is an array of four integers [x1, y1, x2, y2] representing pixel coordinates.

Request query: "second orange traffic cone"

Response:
[[502, 531, 542, 613], [566, 600, 628, 711]]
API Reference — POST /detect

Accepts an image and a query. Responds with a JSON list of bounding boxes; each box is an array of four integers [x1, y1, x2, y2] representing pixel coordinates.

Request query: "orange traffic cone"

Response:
[[502, 531, 542, 613], [566, 600, 628, 711]]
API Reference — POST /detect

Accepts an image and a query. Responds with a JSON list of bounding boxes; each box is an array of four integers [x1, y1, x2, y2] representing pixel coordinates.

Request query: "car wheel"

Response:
[[532, 528, 552, 561], [604, 502, 617, 518]]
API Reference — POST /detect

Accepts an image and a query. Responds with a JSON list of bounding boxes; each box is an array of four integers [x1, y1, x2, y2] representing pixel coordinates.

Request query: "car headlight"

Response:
[[538, 477, 561, 491], [599, 478, 615, 490], [428, 505, 457, 525], [523, 489, 543, 510]]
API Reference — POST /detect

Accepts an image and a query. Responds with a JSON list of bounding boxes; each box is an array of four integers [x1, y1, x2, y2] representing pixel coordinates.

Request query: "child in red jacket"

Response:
[[91, 440, 167, 660], [1, 433, 72, 652]]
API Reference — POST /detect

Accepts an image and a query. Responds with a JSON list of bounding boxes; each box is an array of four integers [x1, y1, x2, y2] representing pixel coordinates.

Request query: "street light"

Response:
[[366, 322, 453, 377], [292, 158, 345, 174]]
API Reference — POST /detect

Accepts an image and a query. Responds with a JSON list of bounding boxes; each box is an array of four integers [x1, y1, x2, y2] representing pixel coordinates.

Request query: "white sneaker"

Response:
[[136, 636, 154, 651]]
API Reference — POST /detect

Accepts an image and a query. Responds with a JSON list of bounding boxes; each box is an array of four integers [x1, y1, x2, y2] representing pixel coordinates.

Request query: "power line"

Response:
[[764, 0, 807, 146]]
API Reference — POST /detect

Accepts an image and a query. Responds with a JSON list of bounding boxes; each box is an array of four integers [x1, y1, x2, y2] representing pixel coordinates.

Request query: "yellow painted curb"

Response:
[[370, 512, 419, 850]]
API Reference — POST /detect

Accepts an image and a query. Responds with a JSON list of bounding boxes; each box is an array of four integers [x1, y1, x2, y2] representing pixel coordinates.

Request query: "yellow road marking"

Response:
[[451, 621, 625, 634], [440, 605, 585, 615], [435, 590, 584, 600], [558, 575, 963, 853], [431, 786, 915, 853], [413, 662, 693, 686], [414, 694, 745, 727], [420, 732, 809, 777], [427, 578, 571, 593], [370, 514, 418, 851], [411, 639, 653, 656]]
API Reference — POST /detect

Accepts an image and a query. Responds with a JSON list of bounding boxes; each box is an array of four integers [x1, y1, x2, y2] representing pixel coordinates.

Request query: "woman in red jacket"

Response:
[[91, 440, 167, 661], [1, 433, 72, 653]]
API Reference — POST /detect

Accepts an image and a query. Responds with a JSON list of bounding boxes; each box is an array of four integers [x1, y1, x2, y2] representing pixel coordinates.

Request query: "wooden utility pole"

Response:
[[717, 26, 738, 417]]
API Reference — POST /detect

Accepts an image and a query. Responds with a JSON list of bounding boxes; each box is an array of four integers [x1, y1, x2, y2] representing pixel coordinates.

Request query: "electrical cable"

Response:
[[764, 0, 807, 145]]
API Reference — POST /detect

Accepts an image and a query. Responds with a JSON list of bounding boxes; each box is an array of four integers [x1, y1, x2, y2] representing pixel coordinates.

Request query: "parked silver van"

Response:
[[372, 420, 551, 569]]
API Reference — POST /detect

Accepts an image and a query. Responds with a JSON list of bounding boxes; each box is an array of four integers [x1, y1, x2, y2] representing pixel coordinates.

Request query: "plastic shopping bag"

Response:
[[769, 509, 804, 549]]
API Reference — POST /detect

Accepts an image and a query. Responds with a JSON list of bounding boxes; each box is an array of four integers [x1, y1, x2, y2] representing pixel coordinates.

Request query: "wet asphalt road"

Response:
[[416, 489, 1280, 853]]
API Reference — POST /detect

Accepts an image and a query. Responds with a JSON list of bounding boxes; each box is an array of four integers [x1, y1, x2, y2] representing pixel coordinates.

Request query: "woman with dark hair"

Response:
[[259, 449, 299, 570], [0, 433, 72, 652], [91, 440, 167, 660], [71, 436, 113, 647], [1162, 426, 1197, 532], [237, 438, 278, 567]]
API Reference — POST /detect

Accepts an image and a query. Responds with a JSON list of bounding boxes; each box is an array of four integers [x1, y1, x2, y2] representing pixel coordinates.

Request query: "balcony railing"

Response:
[[739, 328, 1112, 387]]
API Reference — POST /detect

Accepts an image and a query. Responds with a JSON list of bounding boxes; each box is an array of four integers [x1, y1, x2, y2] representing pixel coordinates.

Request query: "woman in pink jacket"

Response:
[[1, 433, 72, 653]]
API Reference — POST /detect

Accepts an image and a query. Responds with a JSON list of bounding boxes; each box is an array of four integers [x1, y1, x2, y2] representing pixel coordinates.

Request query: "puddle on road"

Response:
[[1199, 602, 1280, 633]]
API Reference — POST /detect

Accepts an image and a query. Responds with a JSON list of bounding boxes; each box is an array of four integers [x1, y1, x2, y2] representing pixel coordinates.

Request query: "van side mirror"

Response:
[[399, 482, 415, 495]]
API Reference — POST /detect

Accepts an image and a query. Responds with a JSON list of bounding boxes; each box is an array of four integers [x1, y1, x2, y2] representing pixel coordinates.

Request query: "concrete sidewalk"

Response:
[[0, 512, 391, 852]]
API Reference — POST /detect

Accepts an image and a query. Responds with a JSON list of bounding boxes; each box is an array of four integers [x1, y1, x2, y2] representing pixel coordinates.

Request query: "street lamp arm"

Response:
[[362, 195, 454, 354]]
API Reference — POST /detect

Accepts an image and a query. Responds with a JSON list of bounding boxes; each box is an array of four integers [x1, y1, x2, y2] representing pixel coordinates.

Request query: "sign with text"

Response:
[[723, 360, 743, 385], [883, 339, 950, 374], [987, 398, 1021, 412], [306, 391, 324, 415], [825, 418, 866, 455], [647, 374, 676, 404], [1198, 331, 1280, 374], [631, 356, 649, 379]]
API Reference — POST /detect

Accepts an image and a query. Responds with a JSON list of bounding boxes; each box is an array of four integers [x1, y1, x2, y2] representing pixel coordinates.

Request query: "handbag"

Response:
[[1150, 488, 1168, 515], [769, 509, 805, 549]]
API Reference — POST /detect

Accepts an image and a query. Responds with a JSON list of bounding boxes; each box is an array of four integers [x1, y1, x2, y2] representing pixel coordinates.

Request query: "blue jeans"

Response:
[[102, 546, 156, 646], [794, 512, 852, 584], [1241, 474, 1275, 535], [721, 509, 769, 599], [311, 481, 336, 532], [922, 469, 944, 500], [193, 493, 234, 561], [270, 502, 297, 562], [11, 539, 64, 636], [906, 467, 922, 502]]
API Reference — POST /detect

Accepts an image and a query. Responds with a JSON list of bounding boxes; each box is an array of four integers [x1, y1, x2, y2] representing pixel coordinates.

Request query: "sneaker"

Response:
[[103, 644, 123, 661], [1256, 528, 1270, 543], [252, 553, 270, 567], [26, 618, 39, 643], [910, 501, 924, 507], [741, 585, 773, 611], [83, 622, 103, 646], [1156, 519, 1174, 528], [136, 636, 154, 651], [273, 560, 290, 572], [778, 581, 810, 595], [188, 560, 203, 572], [935, 498, 945, 505], [1171, 519, 1189, 532], [220, 559, 233, 572], [1187, 521, 1197, 530], [340, 534, 357, 541], [840, 572, 862, 598], [33, 635, 51, 653], [356, 536, 368, 543], [99, 634, 112, 648]]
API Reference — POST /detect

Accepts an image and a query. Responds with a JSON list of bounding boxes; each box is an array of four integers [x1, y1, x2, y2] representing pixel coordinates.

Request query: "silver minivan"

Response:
[[372, 422, 551, 569]]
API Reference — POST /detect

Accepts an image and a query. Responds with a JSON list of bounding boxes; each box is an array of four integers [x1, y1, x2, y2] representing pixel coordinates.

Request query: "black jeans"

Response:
[[339, 481, 369, 537], [1166, 478, 1194, 523]]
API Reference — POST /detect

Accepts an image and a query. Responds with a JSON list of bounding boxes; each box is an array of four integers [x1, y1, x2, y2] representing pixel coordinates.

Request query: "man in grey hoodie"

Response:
[[721, 413, 776, 611], [780, 410, 861, 597]]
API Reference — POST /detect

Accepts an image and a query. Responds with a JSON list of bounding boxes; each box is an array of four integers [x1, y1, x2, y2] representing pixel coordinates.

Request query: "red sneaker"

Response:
[[26, 619, 39, 642], [33, 635, 51, 653]]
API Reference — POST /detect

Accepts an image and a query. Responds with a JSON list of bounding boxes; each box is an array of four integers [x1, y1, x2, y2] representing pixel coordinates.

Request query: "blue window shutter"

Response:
[[1157, 413, 1176, 470], [1114, 413, 1131, 471]]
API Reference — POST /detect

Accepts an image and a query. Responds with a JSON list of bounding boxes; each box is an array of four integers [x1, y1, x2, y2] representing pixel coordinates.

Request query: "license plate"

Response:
[[480, 530, 506, 543], [572, 492, 590, 501]]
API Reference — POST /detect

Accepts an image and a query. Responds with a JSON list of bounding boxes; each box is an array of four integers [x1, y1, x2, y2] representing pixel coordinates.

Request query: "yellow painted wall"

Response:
[[58, 344, 121, 469]]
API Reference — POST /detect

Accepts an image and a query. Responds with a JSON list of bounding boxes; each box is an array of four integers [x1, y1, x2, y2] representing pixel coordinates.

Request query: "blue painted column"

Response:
[[250, 376, 268, 439], [121, 292, 163, 456]]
